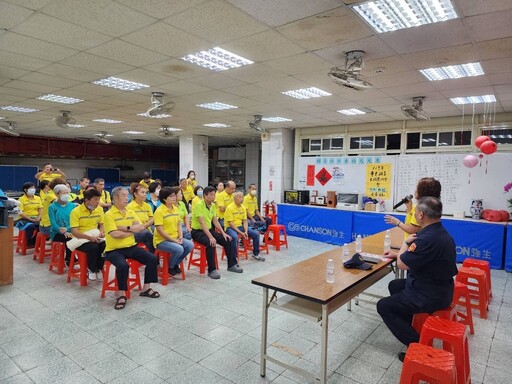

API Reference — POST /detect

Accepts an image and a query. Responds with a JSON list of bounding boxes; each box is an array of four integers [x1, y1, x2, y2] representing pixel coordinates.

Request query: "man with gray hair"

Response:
[[103, 186, 159, 310], [377, 196, 458, 362]]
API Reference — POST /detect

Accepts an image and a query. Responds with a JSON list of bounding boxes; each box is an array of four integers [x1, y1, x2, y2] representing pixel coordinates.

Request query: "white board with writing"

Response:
[[395, 153, 512, 215]]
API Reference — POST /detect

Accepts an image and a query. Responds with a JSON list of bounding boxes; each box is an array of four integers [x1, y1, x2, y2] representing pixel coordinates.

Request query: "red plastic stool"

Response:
[[419, 316, 471, 384], [222, 239, 249, 261], [48, 242, 66, 274], [453, 281, 475, 335], [154, 249, 185, 286], [33, 232, 52, 263], [462, 258, 492, 300], [16, 230, 34, 255], [268, 213, 277, 225], [264, 224, 288, 251], [412, 304, 458, 335], [67, 250, 88, 287], [400, 342, 457, 384], [101, 259, 142, 299], [188, 242, 218, 274], [244, 236, 269, 255], [456, 267, 488, 319]]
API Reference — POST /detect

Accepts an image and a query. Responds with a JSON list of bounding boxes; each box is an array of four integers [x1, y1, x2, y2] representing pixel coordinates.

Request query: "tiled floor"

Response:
[[1, 236, 510, 383]]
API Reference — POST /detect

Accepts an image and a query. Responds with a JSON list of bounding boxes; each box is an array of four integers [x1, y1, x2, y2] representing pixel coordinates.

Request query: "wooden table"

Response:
[[0, 217, 14, 286], [252, 227, 402, 383]]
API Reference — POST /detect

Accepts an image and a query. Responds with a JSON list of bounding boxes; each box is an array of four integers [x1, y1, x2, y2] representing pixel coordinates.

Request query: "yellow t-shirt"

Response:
[[127, 200, 153, 224], [191, 200, 216, 230], [38, 173, 61, 183], [191, 196, 202, 213], [103, 206, 138, 252], [242, 194, 259, 217], [182, 185, 194, 204], [153, 204, 180, 247], [70, 204, 104, 233], [39, 189, 50, 200], [18, 195, 43, 220], [404, 204, 420, 239], [215, 190, 233, 219], [40, 191, 57, 227], [139, 178, 155, 189], [224, 202, 247, 230], [99, 190, 111, 206]]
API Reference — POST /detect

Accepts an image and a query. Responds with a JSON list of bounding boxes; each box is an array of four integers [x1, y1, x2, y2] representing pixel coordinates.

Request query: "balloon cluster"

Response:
[[474, 135, 497, 155]]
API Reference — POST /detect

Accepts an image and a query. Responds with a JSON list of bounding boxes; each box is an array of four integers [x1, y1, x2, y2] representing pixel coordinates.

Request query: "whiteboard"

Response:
[[296, 155, 398, 209], [395, 153, 512, 215]]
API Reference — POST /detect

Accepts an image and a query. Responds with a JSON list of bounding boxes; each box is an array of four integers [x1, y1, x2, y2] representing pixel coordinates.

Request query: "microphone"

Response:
[[393, 195, 413, 210]]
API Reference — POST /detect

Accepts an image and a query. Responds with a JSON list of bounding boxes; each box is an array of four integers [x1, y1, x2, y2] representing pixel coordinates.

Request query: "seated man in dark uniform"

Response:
[[377, 196, 457, 361]]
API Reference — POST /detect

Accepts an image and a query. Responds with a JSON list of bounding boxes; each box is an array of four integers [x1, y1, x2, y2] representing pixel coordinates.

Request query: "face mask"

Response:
[[86, 205, 95, 210], [197, 190, 203, 197], [27, 188, 36, 196], [250, 190, 257, 196], [155, 189, 160, 197], [60, 194, 70, 202]]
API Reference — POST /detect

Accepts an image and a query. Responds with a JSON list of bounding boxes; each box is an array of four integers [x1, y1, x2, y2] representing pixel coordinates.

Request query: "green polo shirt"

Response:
[[191, 200, 216, 230]]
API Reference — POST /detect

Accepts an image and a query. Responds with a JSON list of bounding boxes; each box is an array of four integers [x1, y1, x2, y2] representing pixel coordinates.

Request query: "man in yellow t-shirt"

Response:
[[225, 191, 264, 261], [104, 186, 159, 310], [75, 177, 90, 202], [127, 184, 155, 252], [215, 180, 236, 227], [70, 188, 106, 278], [94, 178, 112, 212], [191, 186, 242, 279], [139, 172, 155, 189], [35, 163, 66, 183], [179, 178, 194, 205], [243, 183, 271, 234]]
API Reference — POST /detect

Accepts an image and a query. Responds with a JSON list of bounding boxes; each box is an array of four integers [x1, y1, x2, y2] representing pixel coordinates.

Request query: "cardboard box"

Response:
[[364, 202, 376, 211]]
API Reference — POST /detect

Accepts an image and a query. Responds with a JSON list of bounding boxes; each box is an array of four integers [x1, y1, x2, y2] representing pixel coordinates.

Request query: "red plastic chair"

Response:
[[453, 281, 475, 335], [462, 258, 492, 300], [48, 242, 66, 275], [264, 224, 288, 251], [400, 342, 457, 384], [101, 259, 142, 299], [33, 232, 52, 263], [188, 241, 218, 274], [456, 267, 488, 319], [67, 250, 88, 287], [154, 249, 185, 286]]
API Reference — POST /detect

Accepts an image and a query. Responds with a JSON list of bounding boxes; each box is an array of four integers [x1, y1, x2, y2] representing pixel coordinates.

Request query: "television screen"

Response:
[[336, 193, 358, 204]]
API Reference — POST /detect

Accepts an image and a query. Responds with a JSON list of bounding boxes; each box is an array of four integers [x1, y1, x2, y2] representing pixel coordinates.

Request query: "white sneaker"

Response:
[[95, 272, 102, 281], [88, 271, 97, 281]]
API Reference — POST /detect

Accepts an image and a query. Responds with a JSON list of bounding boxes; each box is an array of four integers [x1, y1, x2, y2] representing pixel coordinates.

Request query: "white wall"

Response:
[[244, 142, 260, 192], [179, 134, 209, 187]]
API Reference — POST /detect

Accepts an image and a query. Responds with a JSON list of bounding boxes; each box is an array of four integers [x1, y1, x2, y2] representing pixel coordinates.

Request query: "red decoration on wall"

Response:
[[307, 165, 315, 186], [315, 167, 332, 186]]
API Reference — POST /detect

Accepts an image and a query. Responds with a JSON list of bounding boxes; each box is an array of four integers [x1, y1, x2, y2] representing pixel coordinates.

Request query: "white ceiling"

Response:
[[0, 0, 511, 146]]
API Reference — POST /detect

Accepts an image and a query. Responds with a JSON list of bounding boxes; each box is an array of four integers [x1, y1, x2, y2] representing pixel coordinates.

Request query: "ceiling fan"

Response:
[[0, 121, 20, 137], [328, 50, 373, 91], [94, 131, 112, 144], [54, 110, 77, 128], [158, 125, 176, 139], [248, 115, 265, 132], [401, 97, 431, 121], [146, 92, 175, 117]]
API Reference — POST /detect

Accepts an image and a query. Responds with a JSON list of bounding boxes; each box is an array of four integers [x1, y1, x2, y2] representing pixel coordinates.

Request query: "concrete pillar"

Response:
[[179, 134, 209, 187]]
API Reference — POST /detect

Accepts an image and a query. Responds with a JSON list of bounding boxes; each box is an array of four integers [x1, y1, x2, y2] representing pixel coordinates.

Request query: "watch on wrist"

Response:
[[127, 225, 131, 232]]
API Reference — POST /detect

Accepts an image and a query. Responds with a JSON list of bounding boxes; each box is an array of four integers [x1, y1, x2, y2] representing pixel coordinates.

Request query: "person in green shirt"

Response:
[[191, 186, 242, 279]]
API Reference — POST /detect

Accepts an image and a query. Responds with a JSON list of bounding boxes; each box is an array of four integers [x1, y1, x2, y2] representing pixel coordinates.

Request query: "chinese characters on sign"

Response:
[[307, 165, 315, 186], [366, 163, 391, 199]]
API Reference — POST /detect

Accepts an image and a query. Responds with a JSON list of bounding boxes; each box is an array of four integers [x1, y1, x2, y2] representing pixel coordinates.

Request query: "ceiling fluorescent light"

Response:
[[37, 94, 83, 104], [196, 102, 238, 111], [122, 130, 145, 135], [352, 0, 458, 33], [182, 47, 253, 72], [93, 119, 123, 124], [203, 123, 231, 128], [1, 106, 39, 113], [338, 109, 367, 115], [281, 87, 332, 100], [66, 124, 87, 128], [137, 112, 172, 118], [450, 95, 496, 105], [262, 117, 292, 122], [420, 62, 484, 81], [92, 76, 149, 91]]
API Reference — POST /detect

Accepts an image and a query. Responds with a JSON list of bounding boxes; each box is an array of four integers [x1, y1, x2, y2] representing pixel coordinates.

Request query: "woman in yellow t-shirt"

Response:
[[39, 177, 67, 236], [153, 187, 194, 276], [17, 182, 43, 246], [191, 185, 204, 213], [127, 183, 155, 253]]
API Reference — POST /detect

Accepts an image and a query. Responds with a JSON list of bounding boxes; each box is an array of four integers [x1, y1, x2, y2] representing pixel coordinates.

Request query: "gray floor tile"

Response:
[[163, 363, 223, 384], [0, 372, 34, 384], [0, 356, 22, 381], [225, 335, 262, 359], [143, 350, 195, 379], [203, 324, 244, 347], [11, 343, 63, 372], [335, 356, 386, 384], [226, 360, 279, 384], [174, 336, 222, 362], [68, 341, 116, 368], [199, 347, 249, 376], [109, 366, 163, 384], [84, 352, 138, 383], [25, 356, 81, 384]]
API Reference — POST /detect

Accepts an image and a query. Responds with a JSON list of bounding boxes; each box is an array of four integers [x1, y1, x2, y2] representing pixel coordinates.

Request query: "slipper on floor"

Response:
[[139, 288, 160, 298], [114, 295, 127, 310]]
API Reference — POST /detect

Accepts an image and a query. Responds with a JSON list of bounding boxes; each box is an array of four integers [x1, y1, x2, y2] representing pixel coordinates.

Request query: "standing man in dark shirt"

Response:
[[377, 196, 457, 360]]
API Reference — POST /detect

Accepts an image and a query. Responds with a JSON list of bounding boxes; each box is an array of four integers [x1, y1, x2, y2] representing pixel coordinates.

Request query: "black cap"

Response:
[[343, 253, 373, 270]]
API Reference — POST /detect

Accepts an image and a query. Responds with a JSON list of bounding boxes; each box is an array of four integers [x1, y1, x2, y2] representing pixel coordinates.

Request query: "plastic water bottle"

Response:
[[355, 234, 363, 253], [342, 243, 350, 261], [326, 259, 335, 284], [384, 230, 391, 252]]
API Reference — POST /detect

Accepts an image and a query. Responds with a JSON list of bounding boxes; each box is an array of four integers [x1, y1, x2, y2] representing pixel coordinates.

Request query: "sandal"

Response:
[[114, 295, 127, 310], [139, 288, 160, 298]]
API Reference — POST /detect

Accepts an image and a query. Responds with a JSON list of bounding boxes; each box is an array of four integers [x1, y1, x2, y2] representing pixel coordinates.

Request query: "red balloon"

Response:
[[480, 140, 497, 155], [475, 135, 490, 148], [481, 209, 491, 220], [486, 210, 502, 222], [499, 210, 510, 221]]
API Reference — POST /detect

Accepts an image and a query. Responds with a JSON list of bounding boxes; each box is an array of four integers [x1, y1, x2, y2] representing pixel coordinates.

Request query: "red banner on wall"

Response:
[[307, 165, 315, 186]]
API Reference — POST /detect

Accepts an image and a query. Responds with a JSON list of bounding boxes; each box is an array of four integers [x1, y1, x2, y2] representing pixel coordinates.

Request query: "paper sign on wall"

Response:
[[366, 163, 391, 199]]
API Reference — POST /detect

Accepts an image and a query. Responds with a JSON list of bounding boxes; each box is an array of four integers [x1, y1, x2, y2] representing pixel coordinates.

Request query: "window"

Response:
[[407, 130, 472, 150], [487, 128, 512, 145], [301, 138, 344, 153], [349, 134, 392, 150]]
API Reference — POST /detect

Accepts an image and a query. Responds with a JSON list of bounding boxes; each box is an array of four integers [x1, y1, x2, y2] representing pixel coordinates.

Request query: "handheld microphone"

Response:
[[393, 195, 413, 210]]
